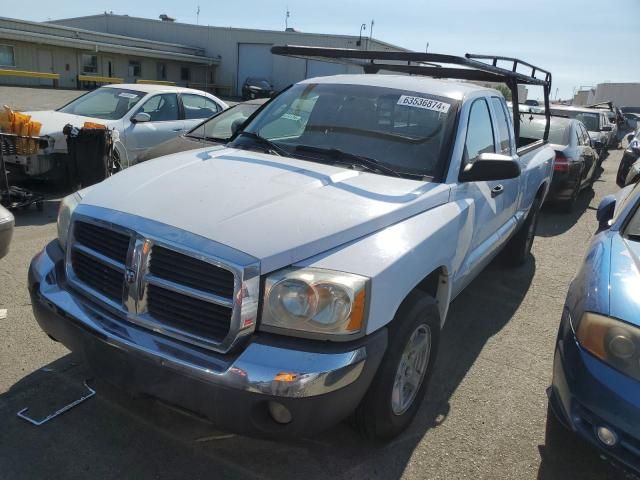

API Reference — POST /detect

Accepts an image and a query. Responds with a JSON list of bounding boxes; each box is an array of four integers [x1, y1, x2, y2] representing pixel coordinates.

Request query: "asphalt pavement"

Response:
[[0, 87, 634, 479]]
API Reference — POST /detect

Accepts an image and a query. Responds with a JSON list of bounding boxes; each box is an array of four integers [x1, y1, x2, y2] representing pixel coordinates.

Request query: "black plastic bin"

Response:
[[64, 125, 113, 189]]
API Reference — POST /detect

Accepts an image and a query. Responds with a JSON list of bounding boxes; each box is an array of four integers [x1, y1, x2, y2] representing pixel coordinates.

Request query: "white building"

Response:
[[573, 83, 640, 108], [0, 16, 217, 89], [51, 13, 406, 96]]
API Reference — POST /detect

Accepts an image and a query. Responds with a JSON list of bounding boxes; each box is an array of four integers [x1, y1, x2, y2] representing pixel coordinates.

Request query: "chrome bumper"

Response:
[[29, 242, 377, 399]]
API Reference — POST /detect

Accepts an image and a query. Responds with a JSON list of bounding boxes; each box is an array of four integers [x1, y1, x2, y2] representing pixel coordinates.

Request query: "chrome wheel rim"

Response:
[[391, 323, 431, 416]]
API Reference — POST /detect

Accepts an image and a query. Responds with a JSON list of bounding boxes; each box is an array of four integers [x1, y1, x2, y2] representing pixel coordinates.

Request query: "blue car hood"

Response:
[[609, 234, 640, 325]]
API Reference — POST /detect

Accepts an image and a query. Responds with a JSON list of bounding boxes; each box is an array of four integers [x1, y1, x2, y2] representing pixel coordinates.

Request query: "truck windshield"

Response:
[[58, 88, 145, 120], [232, 83, 457, 179]]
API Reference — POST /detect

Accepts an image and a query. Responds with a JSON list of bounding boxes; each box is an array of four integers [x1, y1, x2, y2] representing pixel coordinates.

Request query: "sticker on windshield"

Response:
[[118, 92, 138, 99], [282, 113, 301, 121], [397, 95, 450, 113]]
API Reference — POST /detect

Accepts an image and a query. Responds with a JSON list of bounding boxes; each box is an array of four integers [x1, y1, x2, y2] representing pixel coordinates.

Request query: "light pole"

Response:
[[357, 23, 367, 47]]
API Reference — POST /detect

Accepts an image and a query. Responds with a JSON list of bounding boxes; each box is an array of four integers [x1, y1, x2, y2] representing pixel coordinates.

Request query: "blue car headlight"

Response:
[[576, 312, 640, 380]]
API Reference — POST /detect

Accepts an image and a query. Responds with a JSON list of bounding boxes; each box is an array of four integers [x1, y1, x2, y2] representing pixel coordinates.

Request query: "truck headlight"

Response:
[[261, 267, 368, 339], [576, 312, 640, 381], [56, 192, 81, 250]]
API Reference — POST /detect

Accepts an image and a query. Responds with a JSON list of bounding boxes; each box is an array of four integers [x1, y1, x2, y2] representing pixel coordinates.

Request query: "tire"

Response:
[[353, 291, 440, 442], [502, 197, 541, 267]]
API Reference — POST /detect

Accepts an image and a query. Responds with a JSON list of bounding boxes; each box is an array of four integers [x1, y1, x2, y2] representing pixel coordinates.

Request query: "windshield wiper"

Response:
[[236, 131, 289, 157], [294, 144, 402, 178]]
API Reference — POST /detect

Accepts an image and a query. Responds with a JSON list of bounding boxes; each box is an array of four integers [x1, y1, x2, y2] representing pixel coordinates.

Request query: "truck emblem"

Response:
[[125, 268, 137, 284]]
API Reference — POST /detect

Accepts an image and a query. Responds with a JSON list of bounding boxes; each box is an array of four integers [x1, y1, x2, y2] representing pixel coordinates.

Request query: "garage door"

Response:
[[237, 43, 273, 96], [306, 60, 348, 79]]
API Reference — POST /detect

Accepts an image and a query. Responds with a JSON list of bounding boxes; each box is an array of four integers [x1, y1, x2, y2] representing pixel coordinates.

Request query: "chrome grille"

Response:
[[71, 249, 124, 302], [65, 208, 259, 354], [146, 284, 232, 342], [149, 245, 235, 298], [73, 221, 129, 263]]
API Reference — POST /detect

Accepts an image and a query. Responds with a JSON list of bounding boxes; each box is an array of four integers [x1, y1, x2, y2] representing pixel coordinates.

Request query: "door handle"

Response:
[[491, 184, 504, 198]]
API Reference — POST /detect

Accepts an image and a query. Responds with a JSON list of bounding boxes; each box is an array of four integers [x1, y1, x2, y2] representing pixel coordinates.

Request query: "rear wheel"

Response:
[[561, 182, 580, 213], [502, 197, 541, 266], [353, 291, 440, 442]]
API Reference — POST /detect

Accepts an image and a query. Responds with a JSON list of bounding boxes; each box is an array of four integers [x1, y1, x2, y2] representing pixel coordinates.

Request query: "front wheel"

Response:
[[502, 197, 541, 267], [353, 291, 440, 442]]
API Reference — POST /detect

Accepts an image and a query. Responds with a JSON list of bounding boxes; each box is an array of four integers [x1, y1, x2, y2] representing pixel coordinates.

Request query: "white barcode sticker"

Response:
[[397, 95, 450, 113], [118, 92, 138, 99]]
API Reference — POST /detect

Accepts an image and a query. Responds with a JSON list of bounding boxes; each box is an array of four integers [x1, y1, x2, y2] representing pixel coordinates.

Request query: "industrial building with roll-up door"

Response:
[[49, 13, 407, 95], [0, 16, 220, 89]]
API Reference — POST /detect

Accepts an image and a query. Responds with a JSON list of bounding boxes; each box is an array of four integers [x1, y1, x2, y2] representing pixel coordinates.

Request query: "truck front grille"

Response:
[[71, 249, 124, 302], [147, 284, 232, 342], [74, 221, 130, 263], [66, 214, 248, 353], [149, 245, 235, 298]]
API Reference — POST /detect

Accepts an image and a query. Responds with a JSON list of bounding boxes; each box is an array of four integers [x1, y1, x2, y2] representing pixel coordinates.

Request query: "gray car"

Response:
[[0, 204, 14, 259], [520, 114, 598, 211], [549, 105, 612, 157], [136, 98, 268, 163]]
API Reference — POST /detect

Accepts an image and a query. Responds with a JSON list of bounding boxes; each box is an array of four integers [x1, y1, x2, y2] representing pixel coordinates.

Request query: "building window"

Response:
[[0, 45, 15, 67], [157, 62, 167, 80], [81, 54, 97, 74], [181, 67, 190, 81], [128, 60, 142, 77]]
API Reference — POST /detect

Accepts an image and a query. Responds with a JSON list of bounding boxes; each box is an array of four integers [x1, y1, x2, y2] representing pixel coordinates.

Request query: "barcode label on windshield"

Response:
[[397, 95, 450, 113]]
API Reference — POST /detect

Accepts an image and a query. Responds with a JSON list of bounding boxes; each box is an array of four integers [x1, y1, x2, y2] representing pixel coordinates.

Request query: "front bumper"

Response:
[[549, 311, 640, 473], [28, 241, 387, 437]]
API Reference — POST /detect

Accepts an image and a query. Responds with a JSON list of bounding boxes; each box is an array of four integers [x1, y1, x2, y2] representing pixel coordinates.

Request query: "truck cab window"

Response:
[[491, 97, 512, 155], [464, 99, 496, 163]]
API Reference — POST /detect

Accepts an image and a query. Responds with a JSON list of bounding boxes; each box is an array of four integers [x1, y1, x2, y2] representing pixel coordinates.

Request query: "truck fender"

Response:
[[295, 201, 475, 333]]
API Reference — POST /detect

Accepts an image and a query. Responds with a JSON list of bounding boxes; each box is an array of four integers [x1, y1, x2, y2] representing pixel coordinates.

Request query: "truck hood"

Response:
[[23, 110, 117, 153], [80, 147, 450, 273]]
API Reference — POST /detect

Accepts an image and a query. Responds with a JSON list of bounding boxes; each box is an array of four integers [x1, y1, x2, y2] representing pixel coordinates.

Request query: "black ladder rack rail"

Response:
[[271, 45, 553, 141]]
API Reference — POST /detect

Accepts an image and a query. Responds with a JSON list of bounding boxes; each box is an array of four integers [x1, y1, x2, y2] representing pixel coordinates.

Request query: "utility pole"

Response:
[[426, 42, 429, 53], [285, 7, 290, 30], [369, 19, 374, 49], [196, 5, 200, 25]]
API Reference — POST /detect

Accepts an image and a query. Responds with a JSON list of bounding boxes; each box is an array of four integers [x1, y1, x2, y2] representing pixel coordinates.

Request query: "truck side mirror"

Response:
[[459, 153, 521, 182], [596, 194, 616, 231]]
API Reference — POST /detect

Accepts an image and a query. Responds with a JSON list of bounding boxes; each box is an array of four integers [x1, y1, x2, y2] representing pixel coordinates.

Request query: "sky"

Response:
[[10, 0, 640, 100]]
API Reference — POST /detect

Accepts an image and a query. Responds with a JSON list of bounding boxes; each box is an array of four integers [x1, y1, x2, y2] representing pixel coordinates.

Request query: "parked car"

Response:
[[520, 114, 597, 211], [0, 204, 14, 259], [605, 111, 619, 148], [242, 77, 274, 100], [28, 50, 553, 441], [623, 113, 640, 131], [136, 98, 268, 163], [550, 106, 612, 157], [548, 181, 640, 474], [4, 84, 228, 182], [616, 129, 640, 187]]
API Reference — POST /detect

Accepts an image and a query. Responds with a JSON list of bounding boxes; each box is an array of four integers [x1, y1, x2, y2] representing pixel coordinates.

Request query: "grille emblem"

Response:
[[125, 268, 137, 284]]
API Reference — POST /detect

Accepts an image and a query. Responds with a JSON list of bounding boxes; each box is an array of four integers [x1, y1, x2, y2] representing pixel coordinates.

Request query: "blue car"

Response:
[[549, 181, 640, 472]]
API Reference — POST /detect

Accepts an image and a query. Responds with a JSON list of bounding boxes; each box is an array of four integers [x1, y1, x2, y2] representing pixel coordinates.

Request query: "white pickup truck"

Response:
[[28, 49, 554, 441]]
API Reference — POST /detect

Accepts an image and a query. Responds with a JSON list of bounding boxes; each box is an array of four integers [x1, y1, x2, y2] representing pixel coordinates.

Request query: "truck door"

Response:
[[488, 97, 519, 229], [453, 97, 517, 285]]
